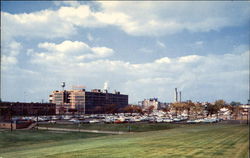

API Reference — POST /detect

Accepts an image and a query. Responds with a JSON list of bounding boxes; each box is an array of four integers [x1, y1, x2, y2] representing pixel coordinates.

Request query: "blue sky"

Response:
[[1, 1, 249, 104]]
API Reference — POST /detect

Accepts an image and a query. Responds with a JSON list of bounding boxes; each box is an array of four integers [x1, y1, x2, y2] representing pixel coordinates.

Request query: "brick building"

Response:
[[49, 89, 128, 114], [0, 102, 56, 121]]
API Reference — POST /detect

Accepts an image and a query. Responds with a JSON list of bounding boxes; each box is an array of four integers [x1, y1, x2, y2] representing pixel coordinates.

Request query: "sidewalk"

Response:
[[38, 127, 132, 134]]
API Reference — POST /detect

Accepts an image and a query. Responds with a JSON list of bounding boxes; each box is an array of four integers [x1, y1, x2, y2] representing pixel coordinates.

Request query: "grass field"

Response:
[[39, 122, 178, 132], [0, 124, 249, 158]]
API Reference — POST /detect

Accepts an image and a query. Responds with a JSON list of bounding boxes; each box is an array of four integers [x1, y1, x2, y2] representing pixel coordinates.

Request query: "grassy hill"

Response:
[[0, 124, 248, 158]]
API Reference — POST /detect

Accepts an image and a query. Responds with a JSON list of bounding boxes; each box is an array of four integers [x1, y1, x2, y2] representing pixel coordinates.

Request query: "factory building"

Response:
[[49, 89, 128, 114]]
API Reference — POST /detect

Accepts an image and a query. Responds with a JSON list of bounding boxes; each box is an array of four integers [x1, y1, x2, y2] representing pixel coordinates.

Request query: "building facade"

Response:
[[0, 102, 56, 120], [141, 98, 159, 110], [49, 89, 128, 114]]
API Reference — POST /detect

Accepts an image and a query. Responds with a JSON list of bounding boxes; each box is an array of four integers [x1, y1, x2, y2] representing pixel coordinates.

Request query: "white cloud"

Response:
[[139, 48, 153, 53], [87, 33, 94, 41], [31, 40, 114, 66], [155, 57, 171, 64], [2, 2, 249, 40], [26, 44, 249, 103], [195, 41, 204, 46], [1, 10, 76, 39], [178, 55, 202, 63], [97, 1, 250, 36], [156, 41, 166, 48], [1, 40, 22, 69]]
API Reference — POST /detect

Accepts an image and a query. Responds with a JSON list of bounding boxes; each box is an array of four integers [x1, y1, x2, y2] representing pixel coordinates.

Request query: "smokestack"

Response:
[[179, 91, 182, 102], [175, 88, 178, 102], [103, 81, 109, 91]]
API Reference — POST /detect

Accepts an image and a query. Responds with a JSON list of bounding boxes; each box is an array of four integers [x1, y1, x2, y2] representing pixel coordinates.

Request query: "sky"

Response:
[[1, 1, 249, 104]]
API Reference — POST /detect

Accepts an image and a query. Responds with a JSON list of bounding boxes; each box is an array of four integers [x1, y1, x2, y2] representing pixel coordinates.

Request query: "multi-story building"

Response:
[[141, 98, 159, 110], [49, 89, 128, 114]]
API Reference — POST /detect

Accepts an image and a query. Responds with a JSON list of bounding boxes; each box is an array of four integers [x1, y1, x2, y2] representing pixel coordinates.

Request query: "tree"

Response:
[[206, 101, 223, 117], [59, 107, 66, 115], [135, 106, 144, 115], [93, 106, 102, 114], [228, 105, 243, 120], [185, 101, 195, 118], [104, 104, 118, 114], [171, 102, 185, 116], [215, 100, 226, 107], [162, 106, 170, 113], [123, 105, 144, 115], [123, 105, 135, 114], [230, 101, 241, 106], [192, 102, 203, 118], [145, 105, 155, 116]]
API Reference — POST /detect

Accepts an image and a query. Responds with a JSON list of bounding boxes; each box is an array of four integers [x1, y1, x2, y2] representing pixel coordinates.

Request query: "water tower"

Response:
[[61, 82, 65, 91]]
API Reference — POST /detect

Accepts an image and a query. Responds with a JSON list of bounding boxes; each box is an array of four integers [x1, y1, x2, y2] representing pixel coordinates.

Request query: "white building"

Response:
[[141, 98, 159, 110]]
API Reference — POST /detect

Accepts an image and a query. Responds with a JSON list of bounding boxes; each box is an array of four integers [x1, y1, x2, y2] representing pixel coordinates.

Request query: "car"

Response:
[[48, 120, 56, 124], [89, 119, 101, 124], [163, 119, 173, 123], [173, 118, 181, 122], [187, 120, 196, 123]]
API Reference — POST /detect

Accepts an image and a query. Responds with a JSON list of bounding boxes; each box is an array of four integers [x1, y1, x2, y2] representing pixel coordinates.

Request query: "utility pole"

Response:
[[10, 103, 13, 132], [36, 110, 39, 130]]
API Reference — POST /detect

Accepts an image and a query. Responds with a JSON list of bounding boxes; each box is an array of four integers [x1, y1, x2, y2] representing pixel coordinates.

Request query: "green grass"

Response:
[[0, 130, 109, 149], [0, 124, 249, 158], [39, 123, 178, 132]]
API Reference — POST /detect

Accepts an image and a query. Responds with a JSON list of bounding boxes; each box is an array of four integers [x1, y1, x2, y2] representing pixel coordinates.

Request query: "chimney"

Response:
[[179, 91, 182, 102], [175, 88, 178, 102]]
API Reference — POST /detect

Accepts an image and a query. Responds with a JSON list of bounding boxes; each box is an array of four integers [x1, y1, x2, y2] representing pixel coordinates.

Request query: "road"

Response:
[[38, 127, 132, 134]]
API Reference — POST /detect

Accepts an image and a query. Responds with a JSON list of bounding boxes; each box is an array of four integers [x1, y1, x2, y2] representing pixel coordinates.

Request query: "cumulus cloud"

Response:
[[87, 33, 94, 41], [1, 10, 76, 39], [31, 40, 114, 66], [1, 40, 22, 70], [97, 1, 250, 36], [2, 1, 249, 40], [1, 2, 249, 103], [26, 44, 249, 103]]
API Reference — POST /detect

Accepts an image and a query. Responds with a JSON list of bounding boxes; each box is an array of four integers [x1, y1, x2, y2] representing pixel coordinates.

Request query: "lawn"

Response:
[[0, 124, 248, 158], [0, 130, 109, 150], [39, 122, 178, 132]]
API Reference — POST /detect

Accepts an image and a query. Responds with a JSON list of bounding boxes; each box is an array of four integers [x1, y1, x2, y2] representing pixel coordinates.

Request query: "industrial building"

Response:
[[49, 89, 128, 114], [0, 102, 56, 121]]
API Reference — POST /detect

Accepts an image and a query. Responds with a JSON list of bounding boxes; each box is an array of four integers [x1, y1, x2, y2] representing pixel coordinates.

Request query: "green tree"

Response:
[[230, 101, 241, 106], [206, 100, 225, 117]]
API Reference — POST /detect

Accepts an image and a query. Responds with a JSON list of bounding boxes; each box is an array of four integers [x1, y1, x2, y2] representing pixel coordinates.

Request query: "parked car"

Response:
[[48, 120, 56, 124]]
